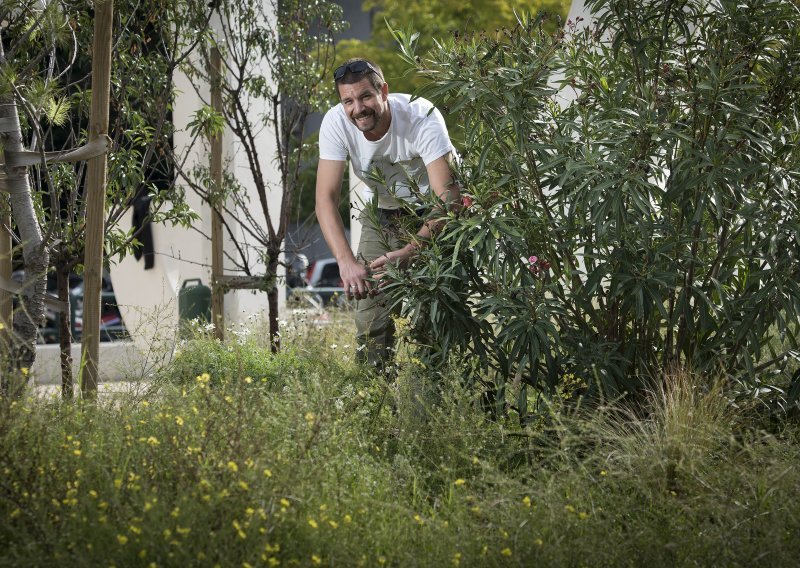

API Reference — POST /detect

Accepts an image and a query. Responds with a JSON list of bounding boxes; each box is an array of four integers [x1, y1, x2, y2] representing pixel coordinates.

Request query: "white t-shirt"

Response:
[[318, 93, 454, 209]]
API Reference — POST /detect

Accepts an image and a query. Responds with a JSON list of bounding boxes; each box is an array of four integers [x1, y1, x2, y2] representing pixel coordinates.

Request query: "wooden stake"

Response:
[[210, 46, 224, 341], [81, 0, 114, 397]]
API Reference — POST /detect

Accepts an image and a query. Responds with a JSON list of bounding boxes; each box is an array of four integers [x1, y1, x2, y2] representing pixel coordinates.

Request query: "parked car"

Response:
[[11, 270, 128, 343], [287, 257, 347, 307]]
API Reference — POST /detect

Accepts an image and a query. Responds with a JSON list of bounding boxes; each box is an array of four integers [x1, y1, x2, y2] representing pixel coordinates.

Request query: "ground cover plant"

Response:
[[2, 317, 799, 566]]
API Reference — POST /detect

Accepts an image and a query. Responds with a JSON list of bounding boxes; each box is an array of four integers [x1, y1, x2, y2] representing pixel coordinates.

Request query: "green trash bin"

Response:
[[178, 279, 211, 336]]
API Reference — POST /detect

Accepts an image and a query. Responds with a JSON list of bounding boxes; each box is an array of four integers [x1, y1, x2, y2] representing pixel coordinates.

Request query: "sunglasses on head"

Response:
[[333, 60, 379, 81]]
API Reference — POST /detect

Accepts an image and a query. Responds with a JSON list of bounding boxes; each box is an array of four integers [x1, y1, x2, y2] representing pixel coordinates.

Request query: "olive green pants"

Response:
[[354, 209, 409, 370]]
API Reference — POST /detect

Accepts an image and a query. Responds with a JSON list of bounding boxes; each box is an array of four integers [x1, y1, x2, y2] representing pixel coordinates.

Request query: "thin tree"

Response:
[[1, 0, 212, 396], [0, 1, 113, 391], [181, 0, 343, 350]]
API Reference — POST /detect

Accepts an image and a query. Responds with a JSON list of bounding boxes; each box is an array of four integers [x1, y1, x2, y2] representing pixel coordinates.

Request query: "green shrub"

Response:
[[163, 334, 306, 386], [379, 0, 800, 411]]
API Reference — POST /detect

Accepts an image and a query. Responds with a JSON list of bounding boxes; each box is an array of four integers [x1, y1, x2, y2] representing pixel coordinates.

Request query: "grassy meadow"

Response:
[[1, 314, 799, 567]]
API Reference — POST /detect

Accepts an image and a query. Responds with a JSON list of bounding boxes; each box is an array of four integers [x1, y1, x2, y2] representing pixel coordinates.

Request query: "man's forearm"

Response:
[[316, 197, 356, 263]]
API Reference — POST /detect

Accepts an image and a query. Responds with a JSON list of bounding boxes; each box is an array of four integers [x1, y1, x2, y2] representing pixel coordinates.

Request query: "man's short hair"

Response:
[[334, 58, 385, 94]]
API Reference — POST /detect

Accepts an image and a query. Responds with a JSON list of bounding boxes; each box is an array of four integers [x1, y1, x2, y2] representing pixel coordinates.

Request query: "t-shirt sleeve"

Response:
[[416, 105, 453, 165], [318, 108, 349, 161]]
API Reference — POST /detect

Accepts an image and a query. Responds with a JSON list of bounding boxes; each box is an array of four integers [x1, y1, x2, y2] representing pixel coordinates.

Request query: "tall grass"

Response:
[[1, 319, 798, 566]]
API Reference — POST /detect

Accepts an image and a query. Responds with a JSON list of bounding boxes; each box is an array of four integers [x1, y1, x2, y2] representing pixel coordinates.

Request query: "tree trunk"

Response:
[[0, 43, 49, 391], [0, 200, 12, 378], [267, 254, 280, 353], [81, 0, 114, 398], [56, 260, 73, 400]]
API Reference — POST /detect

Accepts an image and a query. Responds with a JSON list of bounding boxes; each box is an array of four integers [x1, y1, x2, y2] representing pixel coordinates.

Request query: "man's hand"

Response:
[[369, 244, 417, 284], [340, 258, 372, 300]]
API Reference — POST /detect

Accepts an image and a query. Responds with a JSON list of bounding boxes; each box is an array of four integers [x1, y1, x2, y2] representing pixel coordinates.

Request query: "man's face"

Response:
[[337, 78, 389, 136]]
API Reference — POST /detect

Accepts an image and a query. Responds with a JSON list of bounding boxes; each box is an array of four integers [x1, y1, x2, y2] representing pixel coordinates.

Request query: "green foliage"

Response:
[[187, 105, 226, 138], [378, 1, 800, 408], [2, 0, 204, 270], [334, 0, 570, 100], [1, 327, 799, 565], [160, 332, 311, 387]]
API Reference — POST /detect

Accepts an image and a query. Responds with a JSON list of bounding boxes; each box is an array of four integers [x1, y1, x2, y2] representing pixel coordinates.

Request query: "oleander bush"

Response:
[[378, 0, 800, 415]]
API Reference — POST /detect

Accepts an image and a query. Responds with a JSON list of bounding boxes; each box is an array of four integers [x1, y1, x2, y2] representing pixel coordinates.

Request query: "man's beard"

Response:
[[352, 110, 379, 132]]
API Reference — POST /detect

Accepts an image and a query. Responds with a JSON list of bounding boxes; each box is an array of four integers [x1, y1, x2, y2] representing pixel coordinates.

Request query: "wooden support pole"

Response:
[[81, 0, 114, 397], [210, 47, 224, 341]]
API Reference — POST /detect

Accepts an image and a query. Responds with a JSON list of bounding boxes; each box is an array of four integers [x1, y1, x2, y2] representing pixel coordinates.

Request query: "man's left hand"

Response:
[[369, 244, 417, 284]]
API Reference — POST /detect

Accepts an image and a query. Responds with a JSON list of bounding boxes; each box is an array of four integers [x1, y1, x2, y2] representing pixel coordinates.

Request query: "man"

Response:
[[315, 58, 459, 368]]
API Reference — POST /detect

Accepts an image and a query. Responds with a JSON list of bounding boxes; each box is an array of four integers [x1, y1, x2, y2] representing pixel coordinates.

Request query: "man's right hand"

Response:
[[340, 258, 372, 300]]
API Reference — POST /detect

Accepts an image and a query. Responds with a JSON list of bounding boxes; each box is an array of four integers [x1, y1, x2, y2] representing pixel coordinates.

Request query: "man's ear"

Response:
[[380, 82, 389, 100]]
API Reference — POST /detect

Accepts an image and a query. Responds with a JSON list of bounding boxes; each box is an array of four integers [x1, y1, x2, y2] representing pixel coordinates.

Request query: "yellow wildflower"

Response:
[[311, 555, 322, 565], [501, 548, 512, 557], [263, 468, 273, 478], [117, 535, 128, 545], [454, 479, 466, 486], [308, 518, 318, 529], [232, 520, 246, 539], [227, 461, 239, 473], [522, 496, 532, 507]]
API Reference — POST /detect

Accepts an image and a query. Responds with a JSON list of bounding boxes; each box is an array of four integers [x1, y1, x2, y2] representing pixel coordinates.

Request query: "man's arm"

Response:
[[369, 153, 459, 272], [315, 159, 372, 299]]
